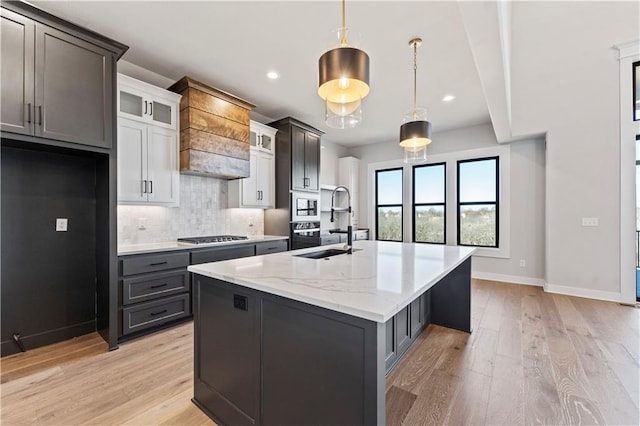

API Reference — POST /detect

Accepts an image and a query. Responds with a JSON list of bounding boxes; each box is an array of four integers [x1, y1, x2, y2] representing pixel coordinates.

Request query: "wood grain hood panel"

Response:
[[168, 76, 255, 179]]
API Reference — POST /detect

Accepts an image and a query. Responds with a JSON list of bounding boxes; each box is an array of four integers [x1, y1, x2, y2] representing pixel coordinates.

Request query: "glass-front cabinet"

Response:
[[118, 73, 179, 130], [250, 121, 276, 155]]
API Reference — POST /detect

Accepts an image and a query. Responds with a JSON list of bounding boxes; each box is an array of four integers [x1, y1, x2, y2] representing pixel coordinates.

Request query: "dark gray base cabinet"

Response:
[[385, 292, 431, 373], [193, 276, 384, 426], [118, 239, 288, 342], [118, 252, 191, 340]]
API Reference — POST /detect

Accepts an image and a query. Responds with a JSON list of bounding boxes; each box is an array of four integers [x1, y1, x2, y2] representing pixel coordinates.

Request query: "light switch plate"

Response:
[[582, 217, 599, 227], [56, 218, 68, 232]]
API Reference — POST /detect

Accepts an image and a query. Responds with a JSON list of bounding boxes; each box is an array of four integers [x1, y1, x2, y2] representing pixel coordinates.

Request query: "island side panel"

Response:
[[261, 298, 385, 425], [193, 278, 261, 426], [430, 257, 472, 333], [192, 275, 386, 426]]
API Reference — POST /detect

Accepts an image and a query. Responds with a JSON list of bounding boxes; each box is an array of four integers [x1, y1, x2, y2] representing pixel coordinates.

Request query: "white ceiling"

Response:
[[33, 1, 491, 147]]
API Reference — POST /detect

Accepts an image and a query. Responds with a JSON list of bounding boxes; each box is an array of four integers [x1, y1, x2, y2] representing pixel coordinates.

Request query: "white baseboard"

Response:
[[471, 272, 544, 287], [472, 272, 626, 304], [543, 283, 622, 303]]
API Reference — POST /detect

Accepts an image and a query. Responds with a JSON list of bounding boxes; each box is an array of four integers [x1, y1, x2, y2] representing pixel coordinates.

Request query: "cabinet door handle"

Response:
[[149, 180, 153, 194], [149, 102, 153, 116], [150, 309, 167, 316], [38, 105, 43, 126], [150, 283, 168, 289], [149, 261, 168, 266], [142, 180, 147, 194], [26, 103, 31, 124], [144, 101, 148, 115]]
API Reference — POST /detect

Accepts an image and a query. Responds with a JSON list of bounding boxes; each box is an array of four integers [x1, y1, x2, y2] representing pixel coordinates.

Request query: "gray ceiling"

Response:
[[34, 1, 491, 147]]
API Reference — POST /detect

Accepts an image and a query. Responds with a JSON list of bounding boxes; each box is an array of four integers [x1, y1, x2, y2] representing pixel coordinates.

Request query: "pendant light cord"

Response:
[[341, 0, 347, 46], [412, 41, 418, 120]]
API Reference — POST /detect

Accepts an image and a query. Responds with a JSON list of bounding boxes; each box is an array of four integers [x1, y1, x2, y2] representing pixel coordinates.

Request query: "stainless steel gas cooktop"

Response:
[[177, 235, 248, 244]]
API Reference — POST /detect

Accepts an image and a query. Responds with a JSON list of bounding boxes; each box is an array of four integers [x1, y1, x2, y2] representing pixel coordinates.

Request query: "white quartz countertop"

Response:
[[118, 235, 288, 256], [188, 240, 475, 323]]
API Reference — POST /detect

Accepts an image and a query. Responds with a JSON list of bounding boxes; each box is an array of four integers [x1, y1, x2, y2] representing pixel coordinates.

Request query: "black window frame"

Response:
[[375, 167, 403, 242], [412, 162, 446, 244], [456, 156, 499, 248], [633, 60, 639, 121]]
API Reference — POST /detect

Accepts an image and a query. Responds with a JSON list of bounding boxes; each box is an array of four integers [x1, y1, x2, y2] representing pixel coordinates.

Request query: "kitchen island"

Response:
[[188, 240, 475, 425]]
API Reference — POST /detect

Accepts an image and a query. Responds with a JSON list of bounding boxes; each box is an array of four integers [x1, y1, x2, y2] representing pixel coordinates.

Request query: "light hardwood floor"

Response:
[[1, 280, 638, 425]]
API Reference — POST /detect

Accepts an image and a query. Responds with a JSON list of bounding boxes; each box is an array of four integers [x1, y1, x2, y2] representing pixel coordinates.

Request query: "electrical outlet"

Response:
[[582, 217, 599, 227], [519, 259, 526, 267], [56, 218, 68, 232], [138, 218, 147, 230]]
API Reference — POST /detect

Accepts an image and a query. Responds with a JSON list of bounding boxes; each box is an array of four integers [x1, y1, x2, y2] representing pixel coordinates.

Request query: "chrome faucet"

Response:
[[330, 185, 353, 254]]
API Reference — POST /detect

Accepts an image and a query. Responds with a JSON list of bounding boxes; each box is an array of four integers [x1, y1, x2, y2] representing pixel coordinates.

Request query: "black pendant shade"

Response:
[[399, 120, 432, 147], [318, 47, 370, 104]]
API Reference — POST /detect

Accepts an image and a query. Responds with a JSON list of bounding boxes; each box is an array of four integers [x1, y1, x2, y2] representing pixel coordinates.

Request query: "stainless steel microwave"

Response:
[[291, 191, 320, 222]]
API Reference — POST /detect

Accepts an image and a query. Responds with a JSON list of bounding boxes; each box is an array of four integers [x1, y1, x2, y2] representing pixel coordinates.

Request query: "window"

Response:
[[376, 168, 403, 241], [457, 157, 499, 247], [413, 163, 446, 244]]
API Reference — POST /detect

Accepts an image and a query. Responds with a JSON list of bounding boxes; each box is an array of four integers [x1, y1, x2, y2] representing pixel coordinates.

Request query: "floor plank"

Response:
[[1, 280, 638, 426], [385, 386, 417, 425]]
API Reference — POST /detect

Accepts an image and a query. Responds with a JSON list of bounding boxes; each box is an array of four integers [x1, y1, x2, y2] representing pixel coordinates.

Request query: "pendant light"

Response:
[[400, 38, 432, 164], [318, 0, 370, 129]]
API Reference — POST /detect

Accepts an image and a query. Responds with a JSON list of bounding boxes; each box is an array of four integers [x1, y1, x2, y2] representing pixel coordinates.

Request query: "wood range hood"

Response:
[[168, 76, 255, 179]]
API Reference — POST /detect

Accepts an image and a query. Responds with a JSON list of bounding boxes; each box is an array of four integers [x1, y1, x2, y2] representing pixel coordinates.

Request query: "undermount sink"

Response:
[[294, 248, 360, 259]]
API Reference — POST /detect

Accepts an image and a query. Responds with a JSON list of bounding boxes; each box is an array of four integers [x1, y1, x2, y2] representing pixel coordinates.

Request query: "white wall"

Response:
[[348, 123, 546, 282], [507, 1, 639, 299]]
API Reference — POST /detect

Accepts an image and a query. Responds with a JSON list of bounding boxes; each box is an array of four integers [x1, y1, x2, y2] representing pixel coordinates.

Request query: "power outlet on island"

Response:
[[519, 259, 526, 267], [55, 218, 68, 232], [138, 218, 147, 230]]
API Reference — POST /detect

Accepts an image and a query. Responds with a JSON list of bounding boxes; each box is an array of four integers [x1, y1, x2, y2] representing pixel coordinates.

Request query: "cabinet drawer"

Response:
[[122, 270, 190, 306], [191, 245, 255, 265], [121, 252, 189, 276], [122, 293, 190, 335], [255, 240, 288, 255]]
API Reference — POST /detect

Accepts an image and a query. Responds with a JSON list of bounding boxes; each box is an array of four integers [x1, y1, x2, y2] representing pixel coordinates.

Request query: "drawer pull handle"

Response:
[[150, 309, 167, 316], [150, 283, 168, 289], [149, 261, 168, 266]]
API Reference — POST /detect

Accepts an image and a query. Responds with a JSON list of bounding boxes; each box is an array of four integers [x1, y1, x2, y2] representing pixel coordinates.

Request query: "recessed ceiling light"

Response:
[[267, 71, 279, 80], [442, 94, 456, 102]]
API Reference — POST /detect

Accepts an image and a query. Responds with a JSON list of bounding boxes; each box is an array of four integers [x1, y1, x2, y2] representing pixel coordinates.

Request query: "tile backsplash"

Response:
[[118, 174, 265, 246]]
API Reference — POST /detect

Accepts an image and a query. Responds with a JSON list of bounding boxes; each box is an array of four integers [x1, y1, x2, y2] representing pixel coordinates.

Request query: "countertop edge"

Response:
[[118, 235, 289, 256]]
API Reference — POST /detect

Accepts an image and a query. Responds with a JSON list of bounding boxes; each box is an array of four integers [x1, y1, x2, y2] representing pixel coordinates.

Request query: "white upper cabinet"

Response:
[[117, 74, 181, 206], [228, 121, 277, 209], [249, 121, 276, 155], [118, 73, 179, 130]]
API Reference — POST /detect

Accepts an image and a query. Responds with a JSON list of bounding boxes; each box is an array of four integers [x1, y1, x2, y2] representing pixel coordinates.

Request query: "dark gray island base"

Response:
[[191, 256, 471, 425]]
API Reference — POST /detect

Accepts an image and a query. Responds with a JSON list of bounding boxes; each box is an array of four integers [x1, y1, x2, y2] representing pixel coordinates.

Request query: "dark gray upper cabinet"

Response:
[[304, 132, 320, 191], [0, 3, 127, 149], [35, 24, 113, 147], [269, 117, 323, 194], [0, 8, 35, 136]]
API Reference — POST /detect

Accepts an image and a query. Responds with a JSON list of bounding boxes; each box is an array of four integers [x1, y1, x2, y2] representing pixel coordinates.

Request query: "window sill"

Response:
[[468, 246, 510, 259]]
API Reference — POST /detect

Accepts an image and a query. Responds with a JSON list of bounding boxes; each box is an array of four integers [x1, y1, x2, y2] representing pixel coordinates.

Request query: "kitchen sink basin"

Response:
[[294, 248, 360, 259]]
